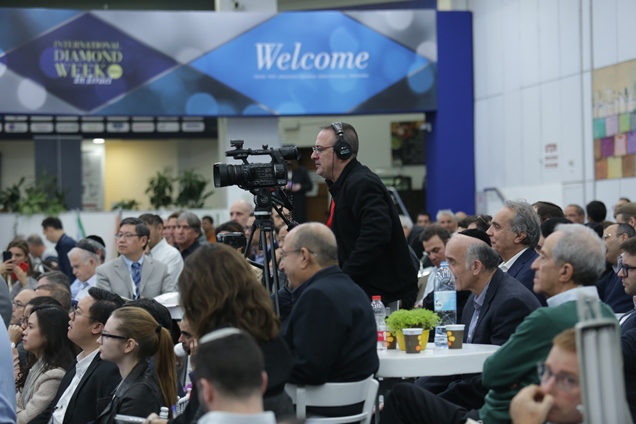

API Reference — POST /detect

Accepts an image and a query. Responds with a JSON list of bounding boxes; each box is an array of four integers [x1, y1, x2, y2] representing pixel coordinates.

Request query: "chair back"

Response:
[[285, 375, 379, 424]]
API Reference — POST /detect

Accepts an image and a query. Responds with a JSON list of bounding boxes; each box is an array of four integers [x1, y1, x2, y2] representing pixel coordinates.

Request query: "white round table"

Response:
[[376, 343, 500, 378]]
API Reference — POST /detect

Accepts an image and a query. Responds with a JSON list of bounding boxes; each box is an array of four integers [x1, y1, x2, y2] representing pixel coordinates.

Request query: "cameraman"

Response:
[[311, 122, 418, 306], [216, 222, 263, 282]]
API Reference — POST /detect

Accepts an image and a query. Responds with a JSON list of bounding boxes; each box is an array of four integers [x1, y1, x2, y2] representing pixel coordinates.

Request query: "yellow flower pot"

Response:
[[396, 329, 429, 351]]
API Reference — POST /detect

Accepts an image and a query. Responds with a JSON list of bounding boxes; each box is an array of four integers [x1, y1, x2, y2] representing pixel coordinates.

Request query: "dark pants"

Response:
[[380, 383, 480, 424]]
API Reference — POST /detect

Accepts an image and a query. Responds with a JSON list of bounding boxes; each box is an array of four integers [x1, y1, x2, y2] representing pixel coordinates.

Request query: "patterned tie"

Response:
[[132, 262, 141, 299]]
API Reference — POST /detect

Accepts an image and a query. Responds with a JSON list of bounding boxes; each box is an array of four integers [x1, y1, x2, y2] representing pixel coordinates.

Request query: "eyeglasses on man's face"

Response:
[[537, 362, 579, 392], [71, 305, 94, 321], [311, 145, 334, 154], [617, 255, 636, 278], [115, 233, 140, 240]]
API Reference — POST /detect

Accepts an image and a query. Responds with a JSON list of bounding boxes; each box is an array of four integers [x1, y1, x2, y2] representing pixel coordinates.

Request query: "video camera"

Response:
[[213, 140, 300, 190]]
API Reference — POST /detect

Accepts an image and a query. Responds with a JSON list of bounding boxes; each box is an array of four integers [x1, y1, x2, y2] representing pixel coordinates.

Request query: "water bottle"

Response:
[[159, 406, 170, 419], [434, 262, 456, 349], [371, 296, 387, 351]]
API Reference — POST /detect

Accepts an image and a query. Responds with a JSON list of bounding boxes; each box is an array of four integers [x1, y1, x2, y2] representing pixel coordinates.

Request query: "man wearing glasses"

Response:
[[30, 287, 124, 424], [310, 122, 417, 307], [597, 223, 636, 314], [96, 217, 174, 300], [617, 237, 636, 334]]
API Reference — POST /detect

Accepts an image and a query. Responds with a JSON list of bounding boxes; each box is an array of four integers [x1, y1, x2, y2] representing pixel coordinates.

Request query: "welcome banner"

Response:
[[0, 8, 437, 116]]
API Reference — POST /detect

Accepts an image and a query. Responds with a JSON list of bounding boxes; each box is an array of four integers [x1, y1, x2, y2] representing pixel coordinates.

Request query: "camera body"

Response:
[[213, 140, 300, 190], [217, 232, 247, 250]]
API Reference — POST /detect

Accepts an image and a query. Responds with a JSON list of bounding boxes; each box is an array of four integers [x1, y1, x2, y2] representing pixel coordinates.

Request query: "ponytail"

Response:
[[155, 327, 178, 415]]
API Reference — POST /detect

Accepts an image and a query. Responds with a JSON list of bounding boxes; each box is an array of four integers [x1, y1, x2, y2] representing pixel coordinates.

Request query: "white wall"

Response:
[[470, 0, 636, 219]]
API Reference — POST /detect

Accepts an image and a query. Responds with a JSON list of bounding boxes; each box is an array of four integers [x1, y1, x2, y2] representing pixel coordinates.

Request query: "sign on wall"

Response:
[[0, 8, 437, 117]]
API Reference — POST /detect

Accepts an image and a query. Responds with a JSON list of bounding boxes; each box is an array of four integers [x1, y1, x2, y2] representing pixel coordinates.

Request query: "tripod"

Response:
[[243, 187, 297, 317]]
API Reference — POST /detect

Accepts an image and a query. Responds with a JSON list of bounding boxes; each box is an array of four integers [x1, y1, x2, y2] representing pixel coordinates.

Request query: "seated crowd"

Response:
[[1, 195, 636, 424]]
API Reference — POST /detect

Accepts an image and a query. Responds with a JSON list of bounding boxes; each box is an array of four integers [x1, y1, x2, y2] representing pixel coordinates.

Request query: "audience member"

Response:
[[532, 201, 564, 222], [27, 234, 48, 275], [94, 306, 177, 423], [597, 223, 636, 313], [615, 197, 631, 217], [36, 270, 70, 289], [467, 214, 492, 232], [179, 243, 294, 419], [84, 236, 106, 264], [509, 328, 582, 424], [230, 199, 254, 228], [563, 204, 585, 224], [175, 212, 202, 260], [41, 217, 76, 281], [140, 214, 184, 290], [1, 239, 38, 298], [616, 202, 636, 229], [278, 223, 378, 416], [34, 280, 72, 313], [585, 200, 607, 238], [488, 200, 545, 305], [618, 237, 636, 333], [416, 212, 432, 228], [68, 243, 101, 301], [215, 220, 245, 236], [436, 209, 458, 234], [9, 289, 35, 369], [0, 314, 16, 423], [96, 217, 174, 300], [201, 216, 216, 243], [416, 230, 541, 410], [163, 212, 181, 247], [311, 122, 417, 306], [31, 287, 124, 424], [538, 217, 572, 250], [16, 304, 76, 423], [196, 328, 276, 424], [381, 223, 615, 424]]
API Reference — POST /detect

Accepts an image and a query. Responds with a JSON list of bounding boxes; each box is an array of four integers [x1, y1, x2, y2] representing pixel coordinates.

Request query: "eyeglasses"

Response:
[[12, 301, 25, 309], [71, 305, 94, 321], [311, 145, 334, 154], [99, 331, 129, 342], [115, 233, 140, 240], [19, 317, 29, 326], [617, 256, 636, 278], [537, 362, 579, 392], [603, 233, 614, 240]]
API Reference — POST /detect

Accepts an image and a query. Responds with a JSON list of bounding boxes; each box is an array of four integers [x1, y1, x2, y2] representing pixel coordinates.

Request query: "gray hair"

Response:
[[505, 199, 541, 247], [551, 224, 605, 286], [465, 243, 500, 272], [178, 212, 202, 236], [289, 223, 338, 267], [436, 209, 455, 222], [68, 246, 100, 264]]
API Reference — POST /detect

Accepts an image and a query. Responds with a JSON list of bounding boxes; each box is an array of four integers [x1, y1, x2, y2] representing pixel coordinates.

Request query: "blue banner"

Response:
[[0, 9, 437, 116]]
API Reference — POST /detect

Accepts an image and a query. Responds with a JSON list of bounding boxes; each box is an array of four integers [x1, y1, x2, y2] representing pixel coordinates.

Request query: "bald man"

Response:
[[416, 230, 541, 409], [230, 200, 254, 228], [279, 223, 378, 400]]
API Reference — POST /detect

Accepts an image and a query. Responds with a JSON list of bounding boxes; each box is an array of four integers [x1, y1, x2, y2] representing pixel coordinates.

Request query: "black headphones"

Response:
[[330, 122, 353, 160]]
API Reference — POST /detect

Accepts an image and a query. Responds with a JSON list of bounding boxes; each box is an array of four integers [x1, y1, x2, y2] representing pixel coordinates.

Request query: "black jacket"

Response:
[[328, 159, 417, 304], [31, 352, 120, 424], [94, 360, 163, 424], [281, 266, 379, 385]]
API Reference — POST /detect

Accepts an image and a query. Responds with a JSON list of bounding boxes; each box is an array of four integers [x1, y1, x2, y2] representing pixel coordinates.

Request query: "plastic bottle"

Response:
[[433, 262, 456, 349], [371, 296, 387, 351], [159, 407, 169, 419]]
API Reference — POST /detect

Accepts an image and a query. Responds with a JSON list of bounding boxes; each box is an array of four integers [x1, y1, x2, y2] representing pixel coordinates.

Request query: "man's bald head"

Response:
[[288, 222, 338, 268], [230, 200, 254, 228], [445, 233, 500, 294]]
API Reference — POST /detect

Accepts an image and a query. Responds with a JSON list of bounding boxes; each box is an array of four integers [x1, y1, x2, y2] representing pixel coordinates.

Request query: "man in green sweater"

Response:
[[381, 223, 617, 424]]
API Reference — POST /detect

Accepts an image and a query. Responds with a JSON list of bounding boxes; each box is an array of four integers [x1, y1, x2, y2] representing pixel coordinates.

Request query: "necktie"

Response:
[[132, 262, 141, 299]]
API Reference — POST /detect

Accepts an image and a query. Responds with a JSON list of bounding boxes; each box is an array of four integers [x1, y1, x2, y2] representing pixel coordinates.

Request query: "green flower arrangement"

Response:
[[385, 309, 441, 334]]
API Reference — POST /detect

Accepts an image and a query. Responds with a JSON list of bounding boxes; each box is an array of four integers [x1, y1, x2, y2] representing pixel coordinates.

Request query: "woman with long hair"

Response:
[[1, 239, 37, 299], [179, 243, 294, 419], [16, 304, 75, 423], [94, 306, 177, 423]]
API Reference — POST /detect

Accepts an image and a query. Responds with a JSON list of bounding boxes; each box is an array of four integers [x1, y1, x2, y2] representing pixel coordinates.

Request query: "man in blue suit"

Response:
[[415, 229, 541, 409], [487, 200, 546, 305]]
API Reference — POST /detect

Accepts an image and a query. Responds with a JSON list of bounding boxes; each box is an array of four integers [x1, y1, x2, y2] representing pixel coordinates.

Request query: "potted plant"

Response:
[[174, 169, 213, 208], [386, 309, 440, 351], [146, 169, 175, 210]]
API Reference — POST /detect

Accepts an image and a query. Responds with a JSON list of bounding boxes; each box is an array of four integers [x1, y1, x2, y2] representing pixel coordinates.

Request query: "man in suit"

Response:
[[41, 216, 77, 281], [279, 222, 378, 387], [381, 223, 616, 424], [31, 287, 124, 424], [618, 237, 636, 334], [96, 217, 175, 300], [597, 223, 636, 313], [416, 229, 541, 410], [487, 200, 546, 305], [139, 213, 184, 289]]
